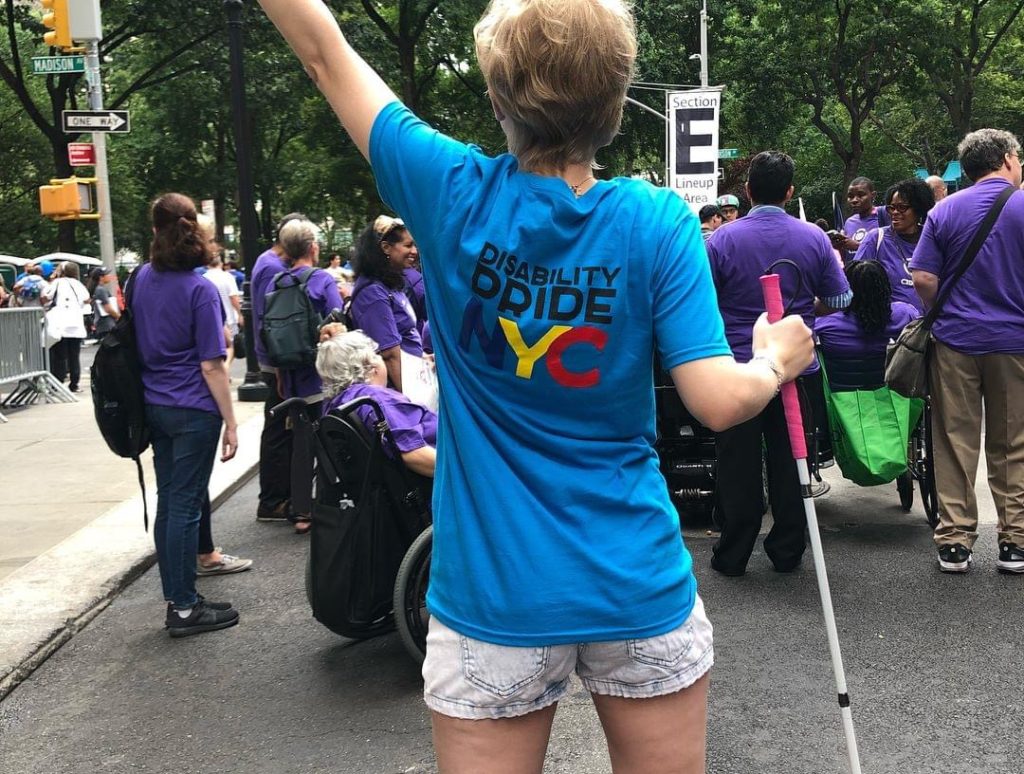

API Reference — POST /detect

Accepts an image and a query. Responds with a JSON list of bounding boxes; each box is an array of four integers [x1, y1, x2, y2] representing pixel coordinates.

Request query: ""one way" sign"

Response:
[[62, 110, 131, 134]]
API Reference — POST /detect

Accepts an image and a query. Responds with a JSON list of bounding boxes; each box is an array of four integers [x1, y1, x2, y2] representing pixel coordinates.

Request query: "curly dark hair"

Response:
[[353, 220, 408, 290], [845, 260, 892, 335], [884, 178, 936, 227], [149, 193, 212, 272]]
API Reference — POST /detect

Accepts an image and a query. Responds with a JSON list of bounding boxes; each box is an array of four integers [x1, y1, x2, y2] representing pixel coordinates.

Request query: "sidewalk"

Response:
[[0, 380, 265, 698]]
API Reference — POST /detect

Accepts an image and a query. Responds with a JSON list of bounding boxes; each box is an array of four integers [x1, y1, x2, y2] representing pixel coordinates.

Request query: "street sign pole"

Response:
[[699, 0, 709, 88], [83, 40, 114, 268]]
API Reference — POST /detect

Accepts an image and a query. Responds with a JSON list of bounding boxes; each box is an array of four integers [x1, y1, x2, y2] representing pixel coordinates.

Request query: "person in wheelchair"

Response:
[[815, 260, 920, 364], [317, 329, 436, 478]]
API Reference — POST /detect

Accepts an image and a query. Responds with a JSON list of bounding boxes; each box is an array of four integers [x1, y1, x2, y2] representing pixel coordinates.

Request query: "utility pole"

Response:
[[699, 0, 709, 88], [83, 40, 114, 267], [225, 0, 269, 402]]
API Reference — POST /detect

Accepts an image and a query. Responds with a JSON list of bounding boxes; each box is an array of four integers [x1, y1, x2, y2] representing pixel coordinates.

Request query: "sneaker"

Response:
[[256, 501, 290, 522], [165, 595, 233, 623], [810, 480, 831, 498], [937, 544, 973, 573], [165, 600, 239, 638], [197, 553, 253, 576], [997, 543, 1024, 574]]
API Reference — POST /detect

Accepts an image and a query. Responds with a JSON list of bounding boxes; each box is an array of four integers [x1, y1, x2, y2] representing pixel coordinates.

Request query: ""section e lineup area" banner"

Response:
[[666, 88, 723, 215]]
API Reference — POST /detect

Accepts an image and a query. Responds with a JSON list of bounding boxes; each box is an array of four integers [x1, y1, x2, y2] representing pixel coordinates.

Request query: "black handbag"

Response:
[[885, 184, 1015, 398]]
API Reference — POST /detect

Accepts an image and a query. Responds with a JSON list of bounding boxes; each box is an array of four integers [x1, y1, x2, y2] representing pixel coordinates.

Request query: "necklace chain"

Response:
[[569, 175, 595, 197]]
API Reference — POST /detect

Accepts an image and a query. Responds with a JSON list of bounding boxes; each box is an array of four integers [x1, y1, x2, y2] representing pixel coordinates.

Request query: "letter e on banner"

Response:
[[667, 88, 722, 215]]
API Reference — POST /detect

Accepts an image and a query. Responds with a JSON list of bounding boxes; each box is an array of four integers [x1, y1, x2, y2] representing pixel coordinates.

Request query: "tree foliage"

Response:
[[0, 0, 1021, 258]]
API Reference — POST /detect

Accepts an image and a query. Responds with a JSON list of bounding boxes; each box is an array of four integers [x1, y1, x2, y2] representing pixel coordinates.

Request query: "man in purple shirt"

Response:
[[909, 128, 1024, 574], [251, 212, 305, 523], [274, 218, 345, 533], [707, 151, 852, 576], [830, 176, 891, 258]]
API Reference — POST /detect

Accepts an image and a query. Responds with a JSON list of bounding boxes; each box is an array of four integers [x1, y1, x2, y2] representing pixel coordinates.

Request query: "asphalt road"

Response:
[[1, 468, 1019, 773]]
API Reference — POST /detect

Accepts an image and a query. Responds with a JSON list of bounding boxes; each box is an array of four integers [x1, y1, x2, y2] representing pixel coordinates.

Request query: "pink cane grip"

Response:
[[759, 274, 808, 460]]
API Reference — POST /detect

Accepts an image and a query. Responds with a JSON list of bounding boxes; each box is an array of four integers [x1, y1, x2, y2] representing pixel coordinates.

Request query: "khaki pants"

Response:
[[930, 340, 1024, 548]]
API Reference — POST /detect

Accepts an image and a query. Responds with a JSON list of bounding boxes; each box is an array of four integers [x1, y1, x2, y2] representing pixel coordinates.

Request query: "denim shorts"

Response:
[[422, 596, 714, 720]]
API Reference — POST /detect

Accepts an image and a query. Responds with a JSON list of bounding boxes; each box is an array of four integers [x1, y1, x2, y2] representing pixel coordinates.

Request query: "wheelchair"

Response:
[[654, 364, 836, 527], [818, 350, 939, 527], [276, 395, 432, 664]]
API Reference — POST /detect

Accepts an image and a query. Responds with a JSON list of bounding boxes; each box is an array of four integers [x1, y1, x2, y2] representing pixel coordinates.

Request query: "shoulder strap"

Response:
[[923, 184, 1015, 328], [297, 267, 317, 290], [123, 267, 138, 311]]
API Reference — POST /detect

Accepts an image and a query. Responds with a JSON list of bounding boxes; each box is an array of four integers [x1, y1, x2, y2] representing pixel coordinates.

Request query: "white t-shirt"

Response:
[[46, 277, 90, 338], [203, 267, 240, 329]]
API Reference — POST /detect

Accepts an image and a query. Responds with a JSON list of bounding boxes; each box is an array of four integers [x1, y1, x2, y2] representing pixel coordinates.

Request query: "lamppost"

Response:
[[225, 0, 268, 401]]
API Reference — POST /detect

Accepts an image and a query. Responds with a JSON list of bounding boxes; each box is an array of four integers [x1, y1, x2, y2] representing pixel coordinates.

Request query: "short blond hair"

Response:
[[475, 0, 636, 171]]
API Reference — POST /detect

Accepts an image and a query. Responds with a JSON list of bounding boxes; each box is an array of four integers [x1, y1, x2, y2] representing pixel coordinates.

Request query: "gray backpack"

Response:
[[261, 267, 321, 369]]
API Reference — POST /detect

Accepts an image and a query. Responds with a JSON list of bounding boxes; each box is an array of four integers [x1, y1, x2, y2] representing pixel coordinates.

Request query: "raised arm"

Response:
[[256, 0, 399, 159]]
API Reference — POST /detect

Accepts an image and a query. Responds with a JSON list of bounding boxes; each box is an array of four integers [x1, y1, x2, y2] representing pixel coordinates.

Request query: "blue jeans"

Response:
[[146, 405, 222, 608]]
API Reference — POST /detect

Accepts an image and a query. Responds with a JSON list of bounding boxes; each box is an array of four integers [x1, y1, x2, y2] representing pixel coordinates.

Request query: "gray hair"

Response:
[[316, 330, 379, 398], [958, 129, 1021, 181], [278, 219, 320, 265]]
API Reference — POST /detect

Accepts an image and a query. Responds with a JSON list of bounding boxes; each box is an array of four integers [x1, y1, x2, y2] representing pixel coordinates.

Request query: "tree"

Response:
[[723, 0, 904, 189], [902, 0, 1024, 138]]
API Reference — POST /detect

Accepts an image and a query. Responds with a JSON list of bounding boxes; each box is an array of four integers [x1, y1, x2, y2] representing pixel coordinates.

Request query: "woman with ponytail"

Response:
[[132, 192, 241, 637], [816, 259, 920, 360]]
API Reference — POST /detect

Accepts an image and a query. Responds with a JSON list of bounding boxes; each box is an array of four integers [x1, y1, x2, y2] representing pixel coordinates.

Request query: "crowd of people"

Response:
[[62, 0, 1023, 769]]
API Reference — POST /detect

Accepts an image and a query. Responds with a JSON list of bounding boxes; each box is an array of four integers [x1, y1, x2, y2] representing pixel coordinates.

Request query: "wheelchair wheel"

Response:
[[394, 525, 432, 665], [917, 402, 940, 529], [896, 471, 913, 512]]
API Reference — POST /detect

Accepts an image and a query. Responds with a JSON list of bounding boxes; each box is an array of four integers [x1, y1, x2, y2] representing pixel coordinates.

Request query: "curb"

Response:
[[0, 415, 262, 702]]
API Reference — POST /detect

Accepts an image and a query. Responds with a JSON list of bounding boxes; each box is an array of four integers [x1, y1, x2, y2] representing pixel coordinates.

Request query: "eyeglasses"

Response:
[[887, 203, 912, 214], [373, 215, 405, 238]]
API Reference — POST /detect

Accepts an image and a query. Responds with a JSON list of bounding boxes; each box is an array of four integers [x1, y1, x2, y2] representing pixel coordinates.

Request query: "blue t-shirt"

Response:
[[369, 102, 731, 646]]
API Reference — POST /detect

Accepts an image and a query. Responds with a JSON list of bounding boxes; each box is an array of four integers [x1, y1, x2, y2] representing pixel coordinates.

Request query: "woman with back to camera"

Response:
[[349, 216, 425, 396], [816, 259, 920, 361], [43, 261, 90, 393], [851, 178, 935, 313], [132, 193, 240, 638], [258, 1, 813, 770]]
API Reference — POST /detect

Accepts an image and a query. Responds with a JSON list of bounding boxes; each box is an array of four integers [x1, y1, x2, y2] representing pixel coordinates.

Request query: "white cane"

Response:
[[761, 273, 863, 774]]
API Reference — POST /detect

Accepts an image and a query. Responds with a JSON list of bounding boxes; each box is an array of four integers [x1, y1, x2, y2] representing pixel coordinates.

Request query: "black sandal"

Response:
[[292, 515, 312, 535]]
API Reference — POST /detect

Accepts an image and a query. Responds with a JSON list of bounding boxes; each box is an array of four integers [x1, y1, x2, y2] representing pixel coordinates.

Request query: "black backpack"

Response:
[[261, 267, 322, 369], [90, 271, 152, 528]]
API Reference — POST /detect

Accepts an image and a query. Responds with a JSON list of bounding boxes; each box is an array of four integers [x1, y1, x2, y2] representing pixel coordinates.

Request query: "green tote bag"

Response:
[[822, 364, 923, 487]]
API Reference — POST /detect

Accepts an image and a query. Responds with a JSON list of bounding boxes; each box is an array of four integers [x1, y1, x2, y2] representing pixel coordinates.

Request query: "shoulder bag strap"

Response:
[[923, 184, 1015, 329]]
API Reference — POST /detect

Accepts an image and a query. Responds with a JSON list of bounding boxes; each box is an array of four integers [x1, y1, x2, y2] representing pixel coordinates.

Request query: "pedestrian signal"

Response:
[[39, 177, 99, 221]]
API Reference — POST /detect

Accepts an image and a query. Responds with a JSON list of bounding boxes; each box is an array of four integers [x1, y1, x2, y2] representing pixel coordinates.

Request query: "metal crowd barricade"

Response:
[[0, 308, 76, 422]]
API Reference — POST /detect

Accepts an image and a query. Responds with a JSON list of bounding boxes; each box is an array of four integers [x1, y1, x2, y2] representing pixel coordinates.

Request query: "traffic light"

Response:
[[41, 0, 72, 51], [39, 177, 99, 221]]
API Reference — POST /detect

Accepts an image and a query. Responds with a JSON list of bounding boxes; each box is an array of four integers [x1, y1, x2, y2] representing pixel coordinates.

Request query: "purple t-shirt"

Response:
[[815, 302, 920, 360], [843, 206, 887, 246], [324, 382, 437, 458], [707, 206, 850, 371], [421, 320, 433, 354], [132, 263, 226, 415], [909, 178, 1024, 355], [404, 267, 427, 334], [276, 267, 345, 400], [251, 248, 287, 367], [851, 228, 924, 312], [350, 276, 423, 356]]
